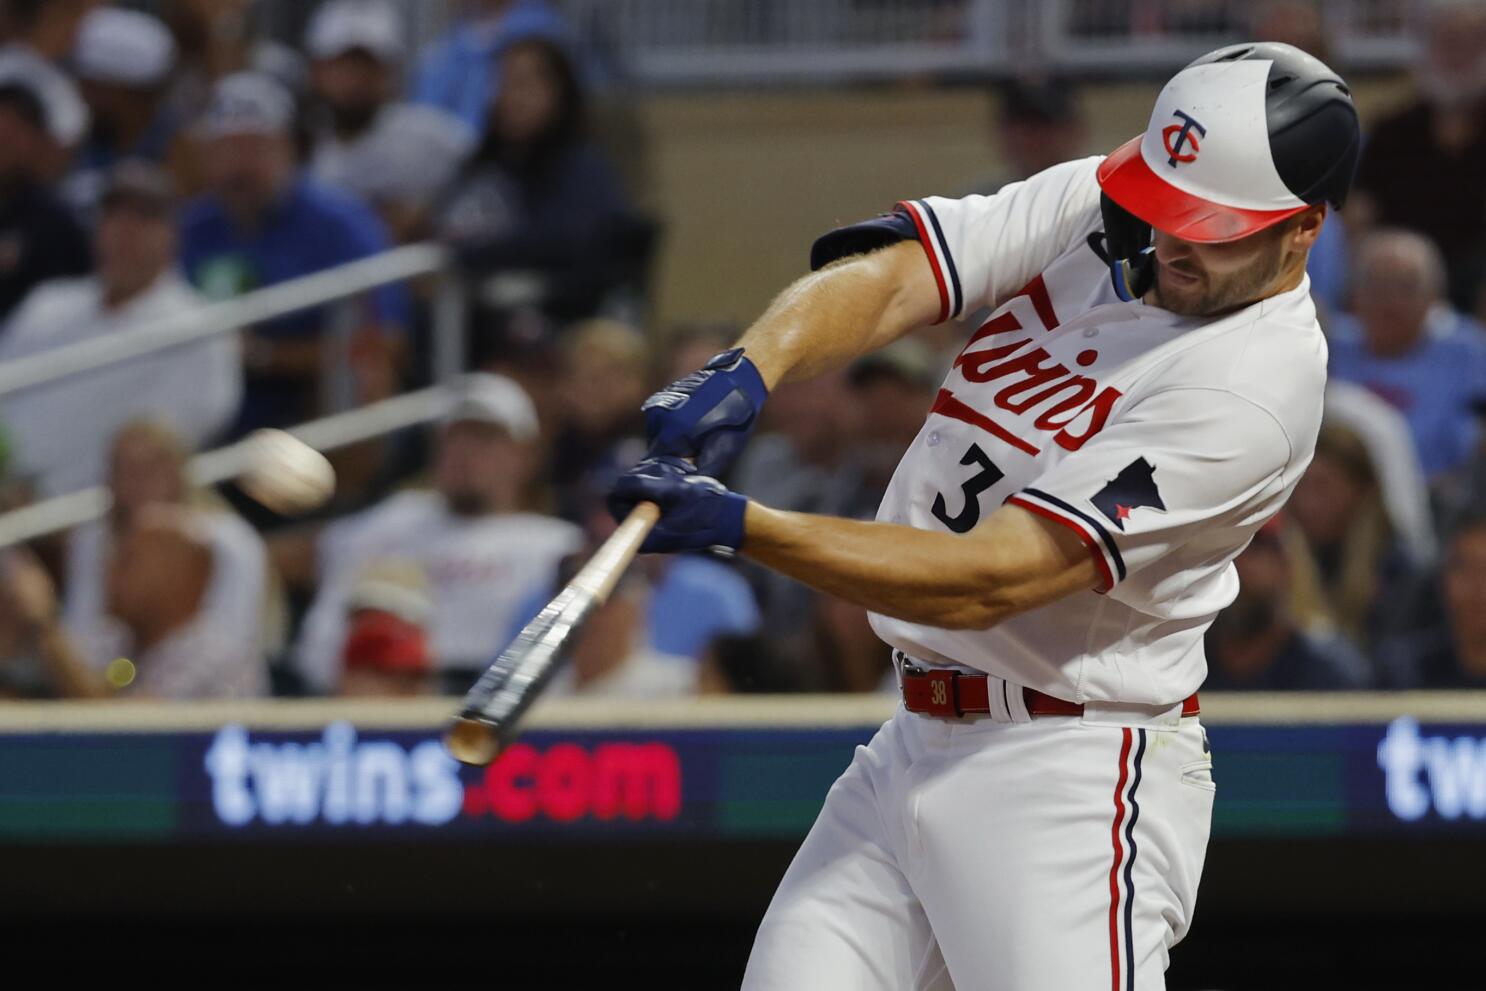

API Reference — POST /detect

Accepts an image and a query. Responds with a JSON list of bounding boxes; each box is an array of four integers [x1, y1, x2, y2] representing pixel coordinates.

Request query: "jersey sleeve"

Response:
[[810, 156, 1103, 325], [1006, 388, 1293, 594]]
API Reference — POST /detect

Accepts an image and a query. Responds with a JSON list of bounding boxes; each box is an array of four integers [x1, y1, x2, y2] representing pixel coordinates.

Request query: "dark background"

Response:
[[7, 835, 1479, 987]]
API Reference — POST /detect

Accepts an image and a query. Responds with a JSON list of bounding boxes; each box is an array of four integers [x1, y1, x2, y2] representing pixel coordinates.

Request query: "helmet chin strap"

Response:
[[1087, 192, 1157, 302]]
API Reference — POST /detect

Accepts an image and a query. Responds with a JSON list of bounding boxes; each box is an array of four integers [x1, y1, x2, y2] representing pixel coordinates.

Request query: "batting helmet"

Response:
[[1091, 42, 1361, 300]]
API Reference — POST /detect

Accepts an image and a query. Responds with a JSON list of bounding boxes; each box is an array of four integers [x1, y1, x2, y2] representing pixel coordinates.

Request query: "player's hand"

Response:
[[641, 348, 768, 477], [608, 456, 747, 554]]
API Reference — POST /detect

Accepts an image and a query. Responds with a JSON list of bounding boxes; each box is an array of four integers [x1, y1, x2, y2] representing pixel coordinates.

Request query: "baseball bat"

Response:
[[444, 501, 661, 766]]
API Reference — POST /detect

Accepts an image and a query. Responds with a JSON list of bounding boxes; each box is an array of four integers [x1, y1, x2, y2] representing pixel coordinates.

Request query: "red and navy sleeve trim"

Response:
[[1008, 487, 1126, 591], [898, 199, 964, 324]]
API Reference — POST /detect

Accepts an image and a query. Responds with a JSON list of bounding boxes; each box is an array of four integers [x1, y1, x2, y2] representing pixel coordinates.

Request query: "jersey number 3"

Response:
[[931, 444, 1005, 534]]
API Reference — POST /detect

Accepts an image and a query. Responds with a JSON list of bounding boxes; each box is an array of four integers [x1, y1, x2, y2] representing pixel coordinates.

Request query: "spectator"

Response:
[[336, 560, 436, 698], [1327, 229, 1486, 478], [0, 546, 101, 699], [0, 161, 240, 496], [732, 370, 868, 685], [550, 318, 648, 518], [1203, 516, 1373, 691], [304, 0, 474, 242], [105, 505, 267, 699], [436, 37, 638, 334], [1285, 419, 1425, 650], [0, 75, 90, 325], [1377, 506, 1486, 688], [1351, 1, 1486, 311], [1323, 382, 1437, 568], [294, 374, 581, 692], [66, 6, 180, 217], [847, 339, 940, 501], [0, 0, 91, 168], [970, 76, 1086, 194], [411, 0, 573, 136], [545, 573, 695, 699], [63, 421, 268, 676], [179, 71, 408, 435], [1249, 0, 1349, 313]]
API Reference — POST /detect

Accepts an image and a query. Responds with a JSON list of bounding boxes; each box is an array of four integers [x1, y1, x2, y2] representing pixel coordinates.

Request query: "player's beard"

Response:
[[1151, 247, 1289, 318]]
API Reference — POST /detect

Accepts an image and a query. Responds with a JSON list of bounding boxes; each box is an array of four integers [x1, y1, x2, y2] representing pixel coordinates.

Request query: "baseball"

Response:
[[237, 429, 336, 514]]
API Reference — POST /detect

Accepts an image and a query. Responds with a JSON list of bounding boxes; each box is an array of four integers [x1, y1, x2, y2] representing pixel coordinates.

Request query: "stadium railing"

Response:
[[0, 242, 468, 548]]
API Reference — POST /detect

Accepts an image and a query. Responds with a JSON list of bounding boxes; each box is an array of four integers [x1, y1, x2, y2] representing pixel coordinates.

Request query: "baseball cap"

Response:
[[198, 71, 295, 139], [99, 160, 176, 214], [0, 49, 87, 145], [74, 7, 177, 88], [306, 0, 404, 63], [1097, 42, 1360, 243], [442, 373, 539, 443]]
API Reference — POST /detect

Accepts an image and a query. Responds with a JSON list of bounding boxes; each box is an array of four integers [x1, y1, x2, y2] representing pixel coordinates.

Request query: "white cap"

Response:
[[74, 7, 177, 88], [198, 71, 295, 139], [442, 373, 539, 443], [306, 0, 404, 64], [0, 49, 88, 146]]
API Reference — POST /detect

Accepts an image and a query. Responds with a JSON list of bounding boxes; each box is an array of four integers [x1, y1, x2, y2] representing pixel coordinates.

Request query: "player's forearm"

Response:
[[740, 503, 1088, 630], [735, 242, 933, 388]]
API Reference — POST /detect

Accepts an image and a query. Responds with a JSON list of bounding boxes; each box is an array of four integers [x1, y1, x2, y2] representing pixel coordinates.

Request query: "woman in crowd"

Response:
[[437, 36, 641, 364]]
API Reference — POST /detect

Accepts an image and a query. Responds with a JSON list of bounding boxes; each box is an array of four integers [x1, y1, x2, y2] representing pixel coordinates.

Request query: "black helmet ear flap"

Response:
[[1087, 193, 1155, 301]]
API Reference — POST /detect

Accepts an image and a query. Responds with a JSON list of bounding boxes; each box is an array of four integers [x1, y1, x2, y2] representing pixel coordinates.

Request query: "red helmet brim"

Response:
[[1097, 136, 1309, 243]]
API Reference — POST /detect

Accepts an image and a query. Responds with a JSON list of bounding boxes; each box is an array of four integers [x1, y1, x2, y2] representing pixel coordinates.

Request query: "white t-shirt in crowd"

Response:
[[63, 508, 268, 670], [546, 648, 697, 700], [295, 490, 582, 691], [0, 270, 241, 496]]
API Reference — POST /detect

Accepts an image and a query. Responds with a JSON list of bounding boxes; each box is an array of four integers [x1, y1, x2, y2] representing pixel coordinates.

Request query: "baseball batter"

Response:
[[610, 43, 1360, 990]]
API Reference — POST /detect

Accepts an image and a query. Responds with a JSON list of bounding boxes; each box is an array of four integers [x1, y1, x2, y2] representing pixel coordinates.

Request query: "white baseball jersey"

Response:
[[853, 156, 1325, 705]]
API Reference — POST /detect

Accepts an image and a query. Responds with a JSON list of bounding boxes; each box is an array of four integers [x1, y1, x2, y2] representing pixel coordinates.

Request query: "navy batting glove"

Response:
[[642, 348, 768, 478], [608, 456, 748, 554]]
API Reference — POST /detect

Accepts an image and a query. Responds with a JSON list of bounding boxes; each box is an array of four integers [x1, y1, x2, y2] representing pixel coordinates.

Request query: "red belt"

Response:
[[901, 666, 1200, 719]]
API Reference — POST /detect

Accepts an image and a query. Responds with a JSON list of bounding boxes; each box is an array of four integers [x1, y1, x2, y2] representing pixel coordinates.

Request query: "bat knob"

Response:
[[445, 717, 502, 766]]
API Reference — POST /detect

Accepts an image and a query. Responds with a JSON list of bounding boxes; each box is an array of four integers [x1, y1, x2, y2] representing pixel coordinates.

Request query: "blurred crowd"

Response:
[[0, 0, 1483, 703]]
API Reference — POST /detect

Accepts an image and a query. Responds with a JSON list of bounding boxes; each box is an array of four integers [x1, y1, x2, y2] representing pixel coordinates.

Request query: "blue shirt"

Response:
[[1305, 213, 1348, 315], [411, 1, 575, 134], [506, 555, 761, 661], [1327, 311, 1486, 476], [179, 177, 409, 339], [179, 177, 411, 431]]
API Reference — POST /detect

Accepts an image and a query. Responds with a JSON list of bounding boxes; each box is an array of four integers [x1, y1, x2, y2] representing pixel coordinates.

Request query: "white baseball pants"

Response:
[[742, 700, 1215, 991]]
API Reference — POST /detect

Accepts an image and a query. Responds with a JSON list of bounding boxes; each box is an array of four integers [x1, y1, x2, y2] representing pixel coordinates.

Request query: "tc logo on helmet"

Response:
[[1161, 110, 1207, 167]]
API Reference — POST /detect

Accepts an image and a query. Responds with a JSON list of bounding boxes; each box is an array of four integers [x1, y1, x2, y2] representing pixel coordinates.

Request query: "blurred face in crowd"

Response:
[[493, 42, 562, 146], [1443, 523, 1486, 669], [1288, 449, 1369, 551], [1149, 207, 1322, 318], [96, 199, 175, 303], [108, 424, 186, 527], [204, 131, 295, 221], [764, 370, 863, 466], [1418, 3, 1486, 106], [312, 49, 394, 134], [1353, 232, 1443, 358], [105, 513, 212, 638], [1250, 2, 1329, 62], [5, 0, 97, 59], [0, 96, 47, 184], [434, 420, 527, 516], [561, 326, 649, 437]]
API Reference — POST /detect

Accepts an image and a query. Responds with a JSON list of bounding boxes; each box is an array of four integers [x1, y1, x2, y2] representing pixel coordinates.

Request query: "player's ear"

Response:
[[1290, 205, 1326, 250]]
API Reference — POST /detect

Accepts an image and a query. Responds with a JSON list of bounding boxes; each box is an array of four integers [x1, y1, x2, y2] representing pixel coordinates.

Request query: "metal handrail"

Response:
[[0, 242, 451, 400], [0, 385, 458, 548]]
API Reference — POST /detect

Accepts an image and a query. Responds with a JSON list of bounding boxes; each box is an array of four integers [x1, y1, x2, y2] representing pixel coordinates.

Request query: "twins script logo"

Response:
[[1161, 109, 1207, 167], [935, 276, 1122, 456]]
